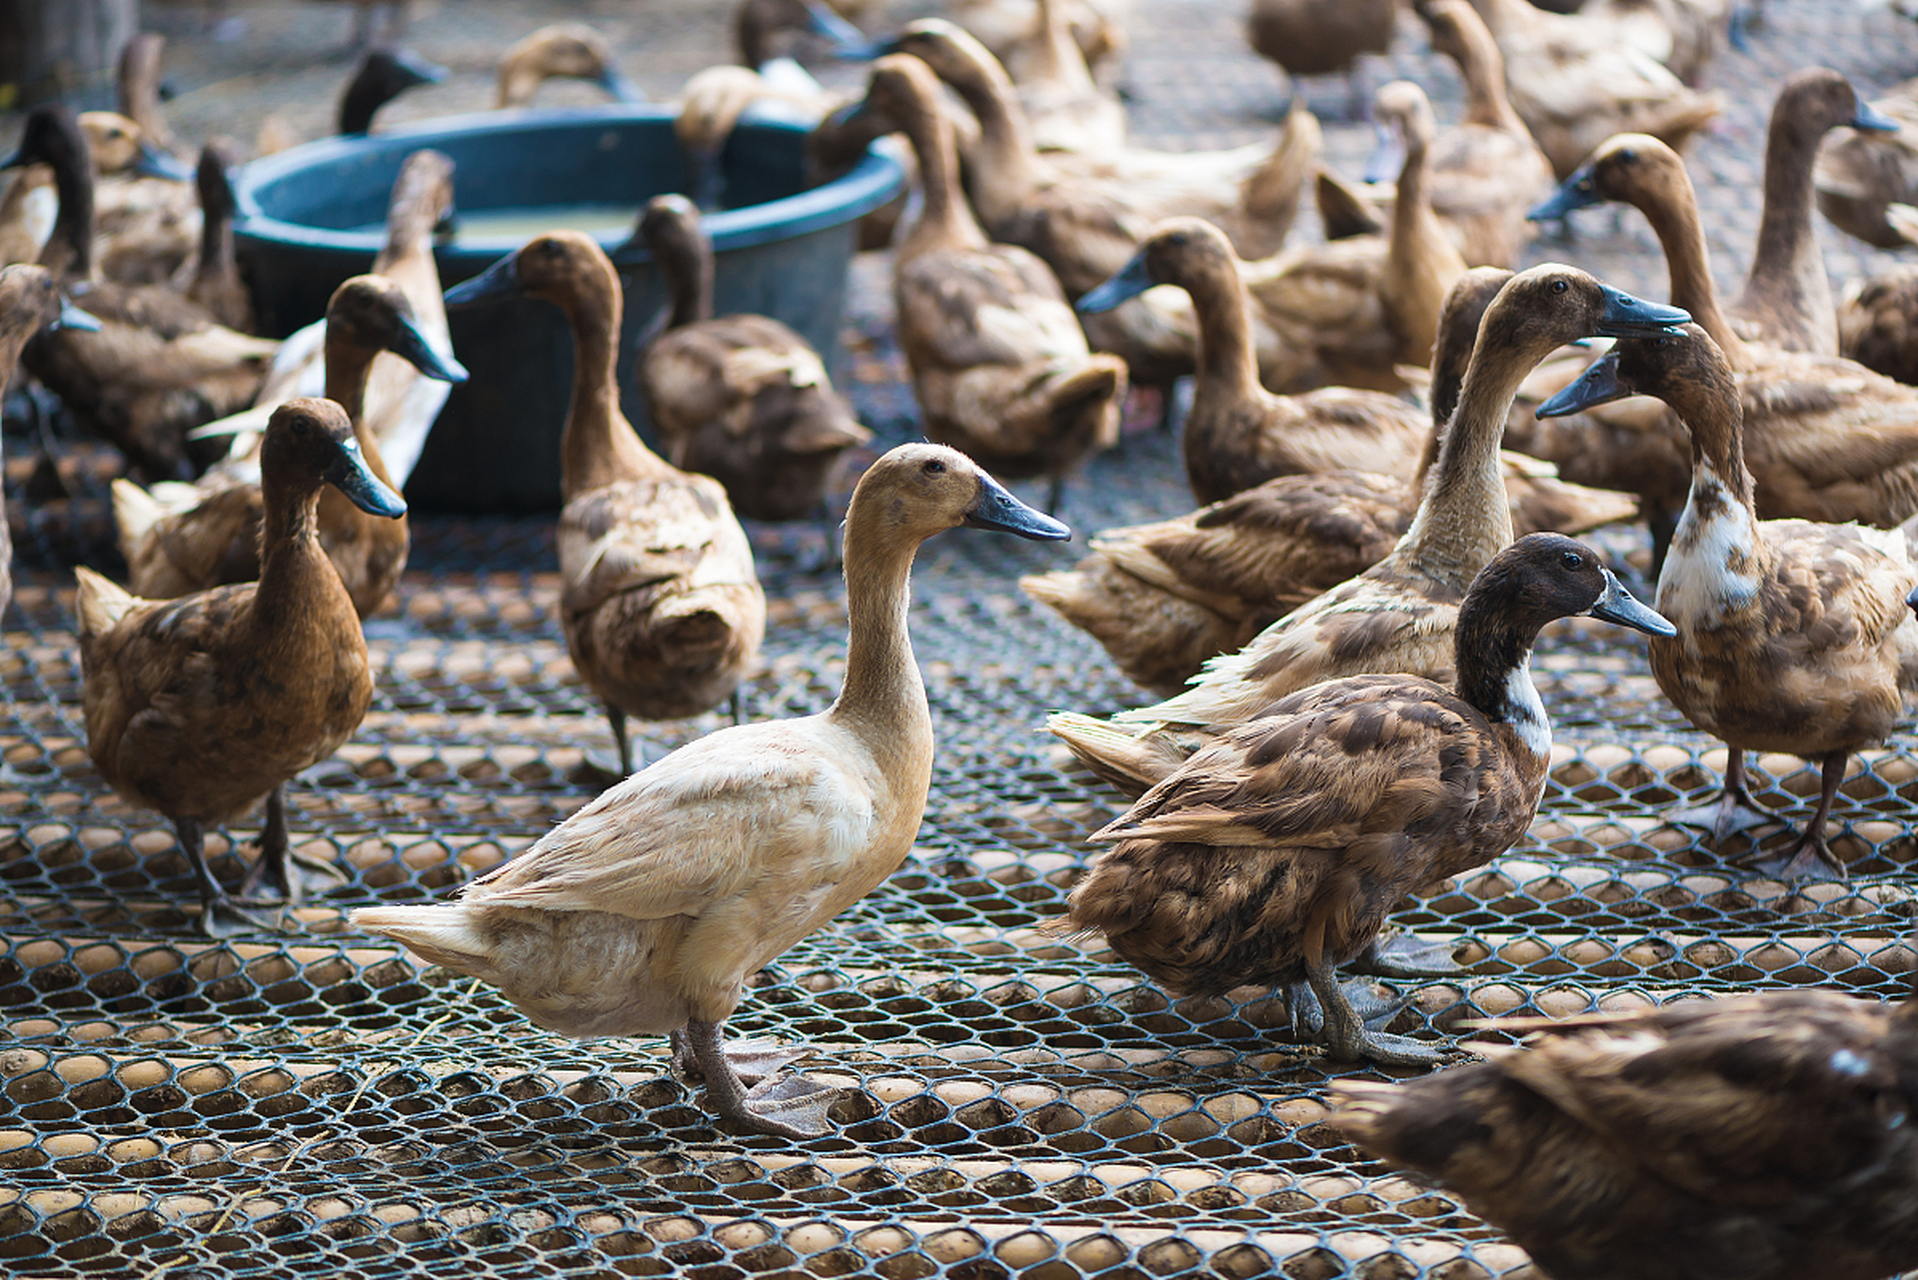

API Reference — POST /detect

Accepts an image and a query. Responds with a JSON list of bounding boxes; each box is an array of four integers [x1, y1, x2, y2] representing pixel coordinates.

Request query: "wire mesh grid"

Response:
[[8, 0, 1918, 1277]]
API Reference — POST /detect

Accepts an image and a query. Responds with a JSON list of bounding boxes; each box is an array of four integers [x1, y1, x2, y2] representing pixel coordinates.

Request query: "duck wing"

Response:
[[557, 473, 754, 618], [896, 245, 1086, 369]]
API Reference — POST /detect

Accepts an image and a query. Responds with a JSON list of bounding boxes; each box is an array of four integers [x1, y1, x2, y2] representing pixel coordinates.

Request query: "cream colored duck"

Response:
[[853, 54, 1126, 513], [496, 24, 643, 109], [632, 194, 871, 537], [1002, 0, 1126, 154], [1816, 76, 1918, 250], [77, 110, 197, 287], [1462, 0, 1723, 180], [1539, 324, 1918, 881], [1048, 265, 1687, 797], [111, 274, 466, 616], [951, 0, 1130, 90], [1412, 0, 1554, 269], [1025, 264, 1637, 696], [1521, 132, 1918, 542], [1838, 203, 1918, 385], [1067, 532, 1673, 1065], [78, 398, 407, 937], [197, 149, 458, 490], [0, 164, 56, 268], [352, 444, 1069, 1138], [445, 231, 767, 777], [1335, 988, 1918, 1280], [4, 105, 278, 483], [1078, 216, 1428, 505]]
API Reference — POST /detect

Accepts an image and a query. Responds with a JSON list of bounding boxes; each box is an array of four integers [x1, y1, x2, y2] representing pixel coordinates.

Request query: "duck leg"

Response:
[[1667, 748, 1782, 843], [1350, 929, 1462, 978], [1044, 474, 1067, 518], [238, 785, 346, 904], [1743, 753, 1850, 883], [686, 1017, 841, 1139], [1287, 976, 1410, 1039], [670, 1025, 814, 1086], [1305, 955, 1448, 1066], [178, 816, 282, 938]]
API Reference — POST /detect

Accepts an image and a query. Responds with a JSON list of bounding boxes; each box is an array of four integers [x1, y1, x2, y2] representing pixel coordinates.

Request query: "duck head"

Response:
[[340, 47, 448, 136], [1477, 262, 1689, 356], [497, 24, 643, 107], [262, 397, 408, 518], [878, 20, 1000, 95], [1427, 266, 1514, 426], [1474, 533, 1674, 639], [737, 0, 883, 61], [1776, 67, 1896, 140], [325, 275, 468, 384], [1078, 217, 1234, 314], [851, 443, 1070, 543], [0, 105, 88, 177], [0, 263, 98, 345], [1527, 133, 1685, 223], [1361, 80, 1435, 185], [444, 230, 609, 310], [75, 111, 191, 181], [194, 138, 242, 222], [1535, 322, 1733, 424]]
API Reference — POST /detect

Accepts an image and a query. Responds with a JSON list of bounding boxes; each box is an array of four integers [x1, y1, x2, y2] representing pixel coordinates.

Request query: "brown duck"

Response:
[[444, 232, 767, 777], [1068, 532, 1673, 1065], [76, 398, 407, 937], [1335, 986, 1918, 1280]]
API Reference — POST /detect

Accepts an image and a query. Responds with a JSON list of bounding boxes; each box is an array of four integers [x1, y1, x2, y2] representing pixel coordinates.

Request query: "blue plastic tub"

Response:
[[234, 105, 904, 512]]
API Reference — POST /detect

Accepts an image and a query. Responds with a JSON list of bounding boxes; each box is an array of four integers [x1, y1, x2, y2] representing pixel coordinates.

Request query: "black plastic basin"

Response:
[[234, 105, 903, 512]]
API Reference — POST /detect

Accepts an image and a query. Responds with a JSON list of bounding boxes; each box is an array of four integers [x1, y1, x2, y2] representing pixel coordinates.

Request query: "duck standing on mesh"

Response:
[[1538, 324, 1918, 880], [1334, 979, 1918, 1280], [75, 398, 407, 938], [1065, 533, 1674, 1066], [353, 444, 1071, 1139]]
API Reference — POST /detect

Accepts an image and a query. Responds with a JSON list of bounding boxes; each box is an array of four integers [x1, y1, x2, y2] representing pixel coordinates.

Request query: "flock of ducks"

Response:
[[12, 2, 1918, 1275]]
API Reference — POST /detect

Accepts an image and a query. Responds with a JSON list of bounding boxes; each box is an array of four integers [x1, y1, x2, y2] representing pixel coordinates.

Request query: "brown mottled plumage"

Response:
[[1540, 324, 1918, 880], [1069, 533, 1672, 1065], [1460, 0, 1722, 181], [855, 54, 1126, 513], [1334, 989, 1918, 1280], [1024, 265, 1635, 696], [5, 106, 276, 483], [1049, 264, 1679, 797], [633, 195, 869, 528], [445, 232, 766, 777], [1838, 204, 1918, 386], [112, 275, 465, 616], [76, 398, 406, 938]]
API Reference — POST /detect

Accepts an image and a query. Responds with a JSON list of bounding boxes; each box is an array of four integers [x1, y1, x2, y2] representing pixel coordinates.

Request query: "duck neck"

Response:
[[829, 496, 932, 756], [662, 234, 715, 329], [1033, 0, 1093, 92], [1450, 584, 1551, 761], [553, 261, 672, 495], [897, 85, 989, 256], [253, 474, 338, 634], [1185, 253, 1264, 405], [1464, 0, 1533, 39], [197, 187, 234, 285], [939, 49, 1045, 212], [1449, 18, 1524, 133], [41, 139, 94, 281], [1395, 325, 1528, 588], [1633, 170, 1750, 368], [1386, 121, 1459, 364], [1742, 105, 1833, 351], [321, 336, 399, 489], [1662, 357, 1767, 609], [376, 161, 447, 273]]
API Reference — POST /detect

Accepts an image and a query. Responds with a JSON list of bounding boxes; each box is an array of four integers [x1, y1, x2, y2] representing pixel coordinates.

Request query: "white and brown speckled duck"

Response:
[[1336, 986, 1918, 1280], [1539, 323, 1918, 881], [1067, 532, 1673, 1066], [354, 444, 1069, 1138]]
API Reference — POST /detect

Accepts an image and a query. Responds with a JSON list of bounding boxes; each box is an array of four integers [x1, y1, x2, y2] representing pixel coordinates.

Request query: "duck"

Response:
[[1066, 531, 1674, 1066], [1839, 204, 1918, 386], [0, 163, 57, 268], [950, 0, 1130, 91], [631, 195, 870, 545], [76, 397, 407, 938], [111, 273, 466, 616], [444, 231, 767, 777], [352, 444, 1070, 1139], [1815, 76, 1918, 250], [1047, 264, 1686, 797], [77, 110, 197, 287], [1333, 986, 1918, 1280], [254, 46, 449, 156], [1460, 0, 1723, 181], [178, 141, 252, 334], [1537, 324, 1918, 881], [1234, 80, 1468, 395], [1000, 0, 1127, 154], [850, 54, 1127, 513], [3, 105, 279, 483], [0, 264, 98, 618], [675, 65, 846, 211], [1245, 0, 1397, 121], [1025, 265, 1637, 696], [115, 33, 179, 158], [1411, 0, 1554, 269], [1521, 132, 1918, 546], [496, 23, 644, 110], [195, 149, 458, 491]]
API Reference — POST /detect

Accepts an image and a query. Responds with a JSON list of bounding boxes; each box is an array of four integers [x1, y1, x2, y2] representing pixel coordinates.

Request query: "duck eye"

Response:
[[924, 459, 946, 475], [1551, 279, 1569, 294], [1561, 550, 1583, 570]]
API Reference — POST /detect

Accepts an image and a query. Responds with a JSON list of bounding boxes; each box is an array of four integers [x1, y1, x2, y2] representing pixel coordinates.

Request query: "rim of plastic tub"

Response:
[[231, 104, 906, 265]]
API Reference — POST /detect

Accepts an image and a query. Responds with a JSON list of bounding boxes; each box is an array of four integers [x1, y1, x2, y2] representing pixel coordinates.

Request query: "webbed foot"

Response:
[[1744, 835, 1848, 883], [1351, 931, 1462, 978], [1288, 977, 1408, 1038], [729, 1073, 843, 1139], [670, 1029, 813, 1087], [1306, 956, 1450, 1068], [200, 894, 286, 938]]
